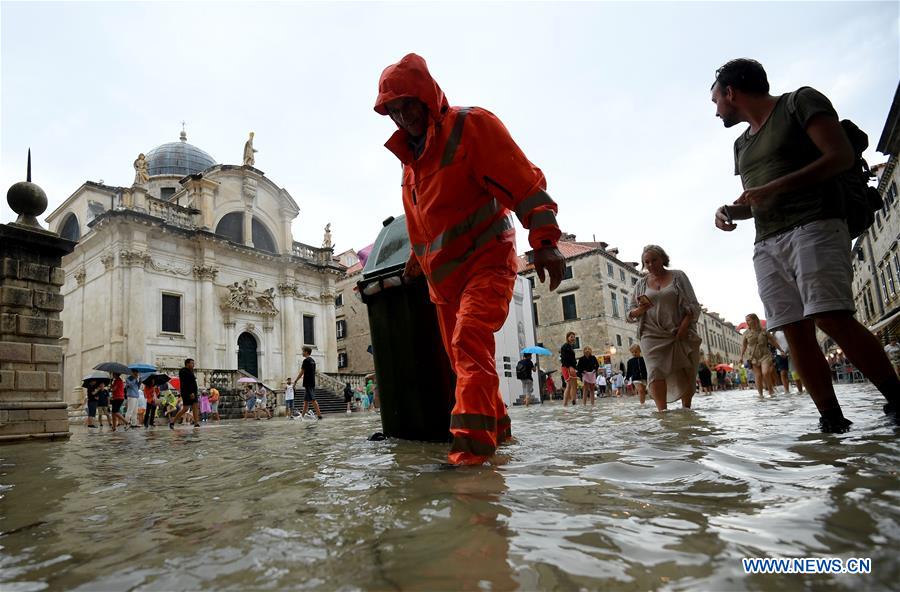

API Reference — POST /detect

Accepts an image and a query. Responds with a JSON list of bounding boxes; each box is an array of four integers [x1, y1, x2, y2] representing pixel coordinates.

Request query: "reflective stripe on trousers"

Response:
[[435, 270, 514, 465]]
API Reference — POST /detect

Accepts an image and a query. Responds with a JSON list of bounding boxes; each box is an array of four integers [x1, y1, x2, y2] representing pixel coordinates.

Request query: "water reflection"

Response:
[[0, 384, 897, 590]]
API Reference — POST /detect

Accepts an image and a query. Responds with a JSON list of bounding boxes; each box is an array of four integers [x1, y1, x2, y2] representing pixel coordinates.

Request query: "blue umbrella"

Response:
[[129, 362, 157, 373], [522, 346, 552, 356]]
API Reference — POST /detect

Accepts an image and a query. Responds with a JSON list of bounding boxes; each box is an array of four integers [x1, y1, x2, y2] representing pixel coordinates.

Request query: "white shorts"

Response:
[[521, 379, 533, 396], [753, 218, 854, 330]]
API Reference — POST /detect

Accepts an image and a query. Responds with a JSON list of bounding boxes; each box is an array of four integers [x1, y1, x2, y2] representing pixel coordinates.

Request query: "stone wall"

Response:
[[0, 224, 74, 441]]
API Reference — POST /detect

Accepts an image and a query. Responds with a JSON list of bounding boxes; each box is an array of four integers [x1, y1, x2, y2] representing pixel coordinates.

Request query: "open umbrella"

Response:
[[167, 377, 181, 391], [82, 370, 111, 388], [237, 377, 258, 383], [522, 346, 552, 356], [129, 362, 157, 373], [715, 363, 733, 372], [142, 373, 171, 387], [94, 361, 129, 374]]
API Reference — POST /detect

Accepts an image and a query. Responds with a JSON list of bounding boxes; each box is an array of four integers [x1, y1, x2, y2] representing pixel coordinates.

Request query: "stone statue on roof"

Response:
[[323, 223, 332, 250], [133, 153, 149, 185], [243, 132, 258, 166]]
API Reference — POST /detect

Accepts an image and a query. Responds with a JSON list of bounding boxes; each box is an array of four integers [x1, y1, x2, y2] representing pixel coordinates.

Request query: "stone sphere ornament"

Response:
[[7, 149, 48, 229]]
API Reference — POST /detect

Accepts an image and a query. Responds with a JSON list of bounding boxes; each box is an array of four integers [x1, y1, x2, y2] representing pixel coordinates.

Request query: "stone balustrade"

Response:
[[146, 196, 197, 229]]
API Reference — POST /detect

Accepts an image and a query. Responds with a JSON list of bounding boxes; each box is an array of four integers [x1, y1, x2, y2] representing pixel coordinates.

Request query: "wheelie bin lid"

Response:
[[362, 215, 409, 279], [359, 215, 413, 302]]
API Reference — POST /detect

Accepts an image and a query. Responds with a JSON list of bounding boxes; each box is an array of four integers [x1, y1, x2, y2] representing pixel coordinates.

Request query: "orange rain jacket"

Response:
[[374, 53, 561, 304]]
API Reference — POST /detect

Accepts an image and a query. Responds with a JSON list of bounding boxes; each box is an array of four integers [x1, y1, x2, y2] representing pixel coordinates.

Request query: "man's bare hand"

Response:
[[533, 246, 565, 291], [403, 253, 422, 279], [734, 183, 777, 209], [714, 205, 737, 232]]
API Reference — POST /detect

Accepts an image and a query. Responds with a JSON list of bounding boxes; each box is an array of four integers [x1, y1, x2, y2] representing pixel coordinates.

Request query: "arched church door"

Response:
[[237, 332, 259, 378]]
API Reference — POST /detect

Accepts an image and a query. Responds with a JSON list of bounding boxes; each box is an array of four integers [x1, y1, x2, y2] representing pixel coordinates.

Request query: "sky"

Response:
[[1, 1, 898, 325]]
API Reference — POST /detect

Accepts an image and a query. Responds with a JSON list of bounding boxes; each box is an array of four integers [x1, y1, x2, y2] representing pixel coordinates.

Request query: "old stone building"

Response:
[[851, 83, 900, 339], [698, 309, 742, 365], [519, 239, 642, 372], [333, 249, 374, 375], [44, 130, 343, 403]]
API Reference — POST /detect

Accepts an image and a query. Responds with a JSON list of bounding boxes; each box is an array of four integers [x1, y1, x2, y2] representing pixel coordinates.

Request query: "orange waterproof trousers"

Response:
[[435, 269, 514, 465]]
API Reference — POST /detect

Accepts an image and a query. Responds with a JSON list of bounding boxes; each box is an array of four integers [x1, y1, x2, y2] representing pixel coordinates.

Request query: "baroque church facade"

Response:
[[46, 130, 343, 403]]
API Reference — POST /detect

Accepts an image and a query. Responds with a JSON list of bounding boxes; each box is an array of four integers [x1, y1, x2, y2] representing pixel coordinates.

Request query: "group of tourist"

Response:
[[82, 359, 222, 431]]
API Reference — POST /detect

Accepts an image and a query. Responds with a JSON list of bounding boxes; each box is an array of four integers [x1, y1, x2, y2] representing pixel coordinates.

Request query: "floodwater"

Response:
[[1, 384, 898, 591]]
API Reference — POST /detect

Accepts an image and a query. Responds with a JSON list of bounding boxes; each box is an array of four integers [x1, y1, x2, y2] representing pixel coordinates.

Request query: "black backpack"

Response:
[[787, 88, 883, 239], [516, 360, 531, 380]]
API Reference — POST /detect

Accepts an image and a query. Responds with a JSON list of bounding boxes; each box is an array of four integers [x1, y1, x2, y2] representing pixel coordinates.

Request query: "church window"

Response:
[[303, 315, 315, 345], [215, 212, 244, 244], [160, 187, 176, 201], [161, 293, 182, 333], [251, 217, 277, 253], [60, 213, 80, 242]]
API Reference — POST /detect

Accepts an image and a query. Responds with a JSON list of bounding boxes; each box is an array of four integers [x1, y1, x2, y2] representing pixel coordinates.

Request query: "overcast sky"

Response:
[[2, 1, 897, 325]]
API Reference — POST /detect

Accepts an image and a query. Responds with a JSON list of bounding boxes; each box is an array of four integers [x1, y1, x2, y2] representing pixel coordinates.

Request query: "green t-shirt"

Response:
[[734, 87, 844, 242]]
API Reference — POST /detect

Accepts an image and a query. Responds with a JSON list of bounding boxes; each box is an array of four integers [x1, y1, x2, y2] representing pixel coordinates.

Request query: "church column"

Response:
[[120, 249, 149, 363], [242, 176, 257, 248], [279, 281, 297, 377], [194, 264, 218, 368], [280, 207, 294, 256], [224, 319, 236, 369], [243, 208, 254, 248], [321, 272, 338, 372], [262, 323, 273, 384]]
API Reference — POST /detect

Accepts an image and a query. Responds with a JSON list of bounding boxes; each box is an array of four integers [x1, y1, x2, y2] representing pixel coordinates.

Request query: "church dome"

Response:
[[145, 130, 217, 177]]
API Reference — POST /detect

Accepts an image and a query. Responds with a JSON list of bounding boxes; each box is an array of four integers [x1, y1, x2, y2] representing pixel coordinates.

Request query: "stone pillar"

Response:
[[120, 250, 148, 363], [279, 282, 297, 376], [0, 224, 75, 441], [280, 208, 293, 256], [194, 265, 218, 368], [243, 208, 254, 248], [224, 320, 236, 369], [182, 177, 218, 230], [131, 185, 147, 212], [321, 277, 338, 372], [262, 324, 273, 383]]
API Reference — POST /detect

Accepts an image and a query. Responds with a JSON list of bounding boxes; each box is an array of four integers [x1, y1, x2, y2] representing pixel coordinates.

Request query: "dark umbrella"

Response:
[[82, 370, 111, 388], [94, 362, 129, 375], [142, 373, 171, 387], [128, 362, 157, 373]]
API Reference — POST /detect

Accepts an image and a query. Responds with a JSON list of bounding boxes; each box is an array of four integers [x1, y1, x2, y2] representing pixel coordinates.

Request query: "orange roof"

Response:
[[518, 241, 598, 273], [345, 261, 364, 276]]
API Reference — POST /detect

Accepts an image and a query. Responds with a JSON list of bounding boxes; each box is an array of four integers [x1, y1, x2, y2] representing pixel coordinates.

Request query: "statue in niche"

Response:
[[323, 223, 332, 249], [243, 132, 258, 166], [133, 153, 149, 185]]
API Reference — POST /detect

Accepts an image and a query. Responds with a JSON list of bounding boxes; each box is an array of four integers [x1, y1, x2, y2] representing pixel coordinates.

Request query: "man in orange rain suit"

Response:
[[374, 53, 565, 465]]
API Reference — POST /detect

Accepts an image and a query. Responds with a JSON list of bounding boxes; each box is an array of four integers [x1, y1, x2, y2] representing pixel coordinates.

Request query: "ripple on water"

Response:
[[0, 384, 897, 591]]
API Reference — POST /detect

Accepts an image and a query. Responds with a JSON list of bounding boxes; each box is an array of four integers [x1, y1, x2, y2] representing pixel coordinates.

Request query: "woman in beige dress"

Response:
[[740, 313, 784, 397], [627, 245, 702, 411]]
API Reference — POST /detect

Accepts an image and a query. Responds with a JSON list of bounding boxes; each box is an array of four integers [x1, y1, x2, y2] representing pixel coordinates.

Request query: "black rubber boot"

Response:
[[818, 414, 853, 434]]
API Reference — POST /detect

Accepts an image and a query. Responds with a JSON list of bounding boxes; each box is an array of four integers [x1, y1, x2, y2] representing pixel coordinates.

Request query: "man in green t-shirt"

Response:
[[710, 58, 899, 433]]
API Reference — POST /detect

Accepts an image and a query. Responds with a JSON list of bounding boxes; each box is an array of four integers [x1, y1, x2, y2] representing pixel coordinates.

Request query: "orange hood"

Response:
[[374, 53, 449, 123]]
